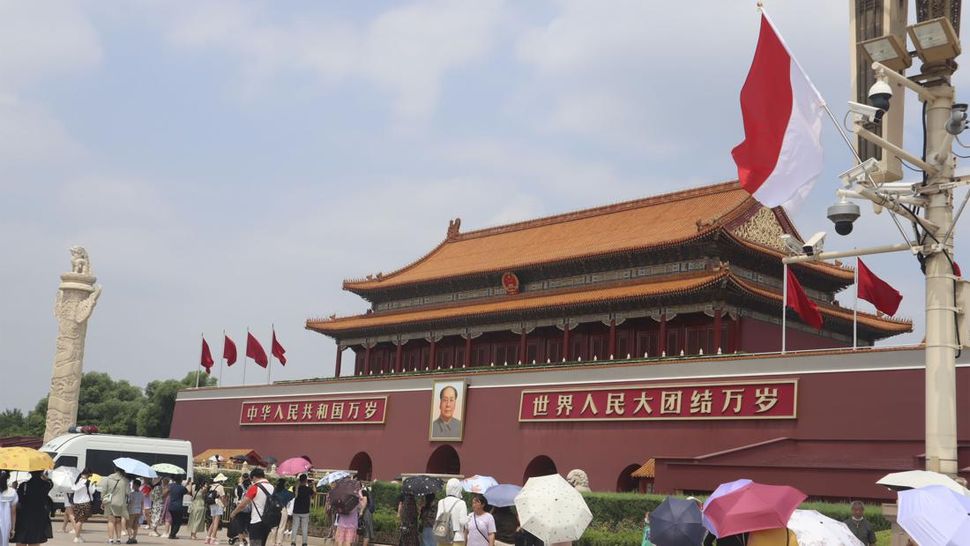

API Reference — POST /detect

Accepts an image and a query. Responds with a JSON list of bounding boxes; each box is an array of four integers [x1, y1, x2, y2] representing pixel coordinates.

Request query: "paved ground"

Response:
[[46, 517, 387, 546]]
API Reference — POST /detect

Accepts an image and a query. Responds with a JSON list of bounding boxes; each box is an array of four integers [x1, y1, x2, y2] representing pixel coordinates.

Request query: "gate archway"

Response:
[[349, 452, 373, 481], [426, 445, 461, 475], [522, 455, 558, 483]]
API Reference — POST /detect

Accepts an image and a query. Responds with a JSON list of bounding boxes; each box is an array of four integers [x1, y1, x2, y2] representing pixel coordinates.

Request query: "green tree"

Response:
[[0, 408, 28, 436], [137, 372, 216, 438]]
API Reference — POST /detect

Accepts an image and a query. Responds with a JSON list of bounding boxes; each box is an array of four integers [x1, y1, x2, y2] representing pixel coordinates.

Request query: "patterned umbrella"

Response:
[[898, 485, 970, 546], [151, 463, 185, 475], [515, 474, 592, 544], [316, 471, 351, 488], [484, 484, 522, 508], [51, 467, 80, 492], [403, 476, 444, 496], [703, 482, 806, 538], [328, 478, 362, 515], [461, 475, 499, 493], [787, 510, 864, 546], [649, 497, 706, 546], [877, 470, 970, 495], [0, 447, 54, 472], [277, 457, 313, 477]]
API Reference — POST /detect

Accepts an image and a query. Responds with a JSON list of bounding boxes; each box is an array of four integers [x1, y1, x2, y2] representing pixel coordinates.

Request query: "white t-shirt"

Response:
[[72, 480, 93, 504], [436, 496, 468, 542], [465, 512, 496, 546], [245, 480, 275, 525]]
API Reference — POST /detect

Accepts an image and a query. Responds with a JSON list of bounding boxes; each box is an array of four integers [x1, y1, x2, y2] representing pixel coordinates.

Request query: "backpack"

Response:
[[252, 483, 283, 529], [433, 498, 460, 543], [205, 489, 218, 506]]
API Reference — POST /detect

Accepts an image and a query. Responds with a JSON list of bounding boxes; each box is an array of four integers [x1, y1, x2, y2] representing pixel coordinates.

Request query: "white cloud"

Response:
[[158, 0, 503, 121]]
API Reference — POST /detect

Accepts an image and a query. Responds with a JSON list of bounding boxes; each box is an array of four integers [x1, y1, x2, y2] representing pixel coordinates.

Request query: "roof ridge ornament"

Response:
[[447, 217, 462, 239]]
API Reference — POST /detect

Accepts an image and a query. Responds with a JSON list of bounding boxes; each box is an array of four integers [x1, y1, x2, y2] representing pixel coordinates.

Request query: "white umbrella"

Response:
[[151, 463, 185, 475], [316, 471, 351, 488], [51, 467, 80, 492], [515, 474, 592, 544], [114, 457, 159, 478], [788, 510, 865, 546], [876, 470, 970, 495], [898, 485, 970, 546], [461, 475, 499, 493], [9, 471, 31, 484]]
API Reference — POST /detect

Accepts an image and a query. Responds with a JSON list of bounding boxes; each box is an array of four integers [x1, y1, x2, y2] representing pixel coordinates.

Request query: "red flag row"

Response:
[[200, 331, 286, 374], [785, 259, 903, 330]]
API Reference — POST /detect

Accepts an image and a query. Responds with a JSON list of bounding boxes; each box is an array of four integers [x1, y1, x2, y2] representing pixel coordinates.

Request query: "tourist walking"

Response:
[[126, 479, 143, 544], [1, 471, 17, 546], [60, 482, 74, 535], [139, 483, 151, 531], [231, 474, 252, 546], [287, 475, 311, 546], [206, 474, 228, 545], [269, 479, 293, 546], [188, 479, 209, 540], [101, 467, 130, 544], [332, 490, 365, 546], [359, 490, 374, 546], [228, 469, 274, 546], [843, 502, 876, 546], [398, 494, 419, 546], [70, 469, 95, 543], [166, 478, 189, 539], [148, 478, 169, 537], [464, 495, 495, 546], [436, 479, 467, 545], [418, 494, 436, 546], [12, 470, 53, 546]]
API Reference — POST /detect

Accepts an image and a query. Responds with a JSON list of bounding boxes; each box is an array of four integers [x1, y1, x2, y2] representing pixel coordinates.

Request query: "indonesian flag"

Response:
[[223, 335, 238, 366], [732, 14, 825, 210], [271, 329, 287, 366], [246, 332, 269, 368], [786, 268, 823, 330], [858, 259, 903, 316], [200, 337, 214, 375]]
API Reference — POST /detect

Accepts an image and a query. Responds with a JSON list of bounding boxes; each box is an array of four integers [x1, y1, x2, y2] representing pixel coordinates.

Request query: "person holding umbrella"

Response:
[[70, 469, 95, 542], [1, 471, 16, 546], [100, 466, 130, 544], [419, 494, 437, 546], [398, 494, 419, 546], [12, 470, 53, 546]]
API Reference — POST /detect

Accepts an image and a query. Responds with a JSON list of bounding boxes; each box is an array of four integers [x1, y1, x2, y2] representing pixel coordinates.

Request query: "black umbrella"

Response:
[[328, 478, 362, 514], [403, 476, 444, 496], [649, 497, 706, 546]]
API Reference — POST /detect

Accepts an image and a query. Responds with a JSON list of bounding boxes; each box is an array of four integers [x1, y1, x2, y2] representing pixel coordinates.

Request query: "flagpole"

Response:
[[196, 333, 202, 388], [853, 258, 859, 350], [220, 329, 225, 386], [243, 327, 249, 385], [782, 262, 787, 354], [267, 324, 273, 385]]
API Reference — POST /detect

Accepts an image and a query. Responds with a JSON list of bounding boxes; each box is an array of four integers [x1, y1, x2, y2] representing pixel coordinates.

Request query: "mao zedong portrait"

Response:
[[431, 385, 462, 440]]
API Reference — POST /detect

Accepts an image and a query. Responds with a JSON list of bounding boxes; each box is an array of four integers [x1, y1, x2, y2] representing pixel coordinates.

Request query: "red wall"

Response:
[[171, 361, 970, 499]]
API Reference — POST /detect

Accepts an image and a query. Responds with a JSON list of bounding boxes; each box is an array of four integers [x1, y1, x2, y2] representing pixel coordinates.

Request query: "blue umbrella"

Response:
[[649, 497, 706, 546], [112, 457, 158, 478], [484, 484, 522, 508], [898, 485, 970, 546]]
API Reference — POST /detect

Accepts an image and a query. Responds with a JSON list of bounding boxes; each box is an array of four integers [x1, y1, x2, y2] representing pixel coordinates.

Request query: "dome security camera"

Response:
[[827, 200, 861, 236], [867, 80, 893, 120]]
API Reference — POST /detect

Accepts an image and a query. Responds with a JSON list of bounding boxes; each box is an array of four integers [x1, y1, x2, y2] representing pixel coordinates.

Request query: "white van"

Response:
[[41, 433, 194, 506]]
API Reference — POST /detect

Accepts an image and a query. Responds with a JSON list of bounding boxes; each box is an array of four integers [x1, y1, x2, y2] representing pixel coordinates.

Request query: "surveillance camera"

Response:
[[802, 231, 826, 256], [946, 103, 968, 135], [827, 200, 861, 236], [848, 101, 881, 123], [780, 234, 805, 256], [867, 80, 893, 120]]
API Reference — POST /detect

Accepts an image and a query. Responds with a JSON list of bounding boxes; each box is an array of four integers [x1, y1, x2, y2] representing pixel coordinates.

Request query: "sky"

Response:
[[2, 0, 968, 412]]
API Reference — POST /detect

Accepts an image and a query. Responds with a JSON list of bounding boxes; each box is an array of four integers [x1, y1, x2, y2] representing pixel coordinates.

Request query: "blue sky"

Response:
[[2, 0, 968, 411]]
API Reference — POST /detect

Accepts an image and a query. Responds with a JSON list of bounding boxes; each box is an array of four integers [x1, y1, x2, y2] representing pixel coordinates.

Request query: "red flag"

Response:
[[271, 330, 287, 366], [858, 259, 903, 316], [246, 332, 268, 368], [786, 268, 823, 330], [223, 335, 238, 366], [200, 338, 214, 374]]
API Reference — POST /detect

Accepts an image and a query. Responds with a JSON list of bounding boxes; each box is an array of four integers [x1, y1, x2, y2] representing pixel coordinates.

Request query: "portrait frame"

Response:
[[429, 380, 467, 442]]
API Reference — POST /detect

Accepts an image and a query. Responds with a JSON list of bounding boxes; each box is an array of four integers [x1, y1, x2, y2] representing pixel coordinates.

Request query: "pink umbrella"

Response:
[[703, 482, 806, 538], [276, 456, 312, 476]]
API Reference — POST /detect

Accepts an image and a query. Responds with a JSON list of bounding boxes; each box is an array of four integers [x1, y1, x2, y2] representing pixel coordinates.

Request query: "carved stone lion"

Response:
[[566, 469, 591, 492], [70, 246, 91, 275]]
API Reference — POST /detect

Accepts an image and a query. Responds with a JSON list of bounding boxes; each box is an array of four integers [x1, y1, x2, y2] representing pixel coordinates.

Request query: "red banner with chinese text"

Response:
[[240, 397, 388, 426], [519, 381, 796, 421]]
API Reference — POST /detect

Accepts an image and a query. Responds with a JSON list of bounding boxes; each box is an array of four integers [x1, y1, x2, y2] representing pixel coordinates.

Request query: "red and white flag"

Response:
[[858, 259, 903, 316], [271, 329, 287, 366], [732, 13, 825, 210]]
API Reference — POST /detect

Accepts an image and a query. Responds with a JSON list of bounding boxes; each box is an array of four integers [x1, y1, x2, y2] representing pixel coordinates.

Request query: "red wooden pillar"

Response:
[[364, 345, 372, 375], [608, 319, 617, 359], [464, 335, 472, 367], [519, 330, 527, 364], [395, 342, 403, 373], [658, 313, 667, 356], [734, 315, 743, 353], [562, 322, 571, 362], [713, 308, 723, 353], [429, 339, 437, 371], [334, 345, 342, 377]]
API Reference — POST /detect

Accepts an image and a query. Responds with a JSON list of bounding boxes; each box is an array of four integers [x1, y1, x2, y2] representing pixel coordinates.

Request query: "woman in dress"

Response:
[[12, 470, 53, 546], [149, 478, 168, 538], [70, 469, 94, 543], [187, 479, 208, 540], [397, 494, 419, 546], [1, 471, 17, 546]]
